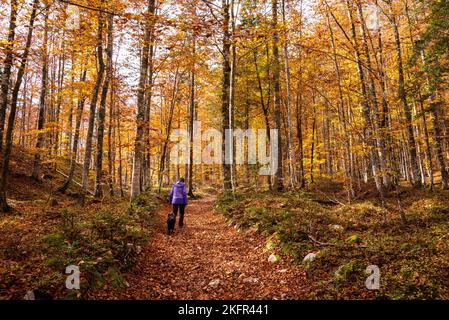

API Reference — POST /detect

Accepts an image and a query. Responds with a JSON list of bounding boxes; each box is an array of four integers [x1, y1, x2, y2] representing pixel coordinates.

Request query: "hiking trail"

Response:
[[94, 196, 309, 299]]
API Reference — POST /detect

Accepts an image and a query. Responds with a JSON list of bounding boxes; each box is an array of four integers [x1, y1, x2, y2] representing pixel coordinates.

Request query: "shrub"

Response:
[[41, 192, 159, 297]]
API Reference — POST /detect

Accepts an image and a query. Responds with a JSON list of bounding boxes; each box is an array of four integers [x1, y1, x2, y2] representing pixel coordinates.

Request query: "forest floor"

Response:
[[92, 195, 311, 300], [1, 147, 449, 300]]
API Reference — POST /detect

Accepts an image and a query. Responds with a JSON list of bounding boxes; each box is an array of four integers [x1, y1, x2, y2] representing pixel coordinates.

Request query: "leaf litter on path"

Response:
[[92, 196, 310, 300]]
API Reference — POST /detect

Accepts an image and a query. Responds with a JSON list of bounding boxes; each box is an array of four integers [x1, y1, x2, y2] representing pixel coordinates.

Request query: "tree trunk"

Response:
[[82, 10, 105, 192], [157, 67, 180, 192], [272, 0, 284, 191], [282, 0, 295, 188], [388, 0, 421, 187], [221, 0, 232, 191], [356, 0, 388, 191], [116, 96, 124, 197], [131, 0, 155, 199], [188, 35, 196, 197], [0, 0, 39, 212], [0, 0, 18, 151], [59, 70, 87, 193], [32, 7, 49, 181], [94, 13, 113, 198], [346, 0, 383, 195], [107, 71, 115, 196], [143, 16, 155, 191], [325, 4, 353, 197]]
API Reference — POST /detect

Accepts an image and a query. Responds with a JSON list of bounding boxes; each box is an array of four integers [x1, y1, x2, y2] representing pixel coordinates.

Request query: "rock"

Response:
[[278, 269, 288, 273], [208, 279, 220, 289], [331, 224, 344, 232], [303, 252, 317, 263], [268, 254, 279, 263], [24, 291, 35, 300], [243, 277, 259, 284]]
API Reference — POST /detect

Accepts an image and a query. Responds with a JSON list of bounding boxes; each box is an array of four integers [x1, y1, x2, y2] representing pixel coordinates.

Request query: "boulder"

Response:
[[208, 279, 220, 289], [24, 291, 35, 300], [268, 254, 279, 263], [243, 277, 259, 284], [278, 269, 288, 273], [303, 252, 317, 263]]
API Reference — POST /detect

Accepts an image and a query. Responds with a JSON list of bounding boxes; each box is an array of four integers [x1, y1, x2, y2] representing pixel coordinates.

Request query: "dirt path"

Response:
[[115, 196, 309, 299]]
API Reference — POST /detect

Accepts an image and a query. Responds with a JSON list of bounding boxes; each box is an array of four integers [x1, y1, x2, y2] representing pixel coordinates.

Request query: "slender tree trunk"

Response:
[[253, 50, 272, 189], [282, 0, 295, 188], [296, 0, 305, 189], [418, 49, 448, 189], [244, 80, 250, 183], [94, 13, 113, 198], [430, 108, 449, 189], [295, 80, 305, 188], [116, 98, 124, 197], [325, 4, 353, 197], [157, 67, 180, 192], [82, 10, 105, 192], [59, 70, 87, 193], [32, 7, 49, 181], [228, 0, 237, 191], [54, 34, 66, 158], [67, 60, 75, 155], [346, 0, 383, 195], [418, 97, 434, 189], [188, 35, 196, 197], [310, 102, 316, 183], [19, 75, 28, 148], [131, 0, 155, 199], [107, 72, 115, 196], [143, 27, 155, 191], [388, 0, 421, 187], [375, 16, 394, 189], [272, 0, 284, 191], [356, 0, 388, 191], [221, 0, 232, 191], [0, 0, 18, 151], [0, 0, 39, 212]]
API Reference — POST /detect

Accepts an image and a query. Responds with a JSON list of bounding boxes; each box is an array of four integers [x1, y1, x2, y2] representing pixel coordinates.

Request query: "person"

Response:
[[168, 177, 188, 228]]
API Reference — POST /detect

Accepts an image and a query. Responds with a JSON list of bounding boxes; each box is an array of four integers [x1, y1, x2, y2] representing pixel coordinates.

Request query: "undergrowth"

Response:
[[216, 188, 449, 299], [40, 192, 160, 299]]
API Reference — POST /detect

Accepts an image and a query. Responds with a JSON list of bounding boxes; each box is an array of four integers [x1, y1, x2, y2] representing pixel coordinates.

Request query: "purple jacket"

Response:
[[169, 181, 187, 205]]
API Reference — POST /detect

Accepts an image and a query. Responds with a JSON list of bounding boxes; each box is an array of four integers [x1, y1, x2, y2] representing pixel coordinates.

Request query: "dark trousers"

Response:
[[173, 204, 186, 227]]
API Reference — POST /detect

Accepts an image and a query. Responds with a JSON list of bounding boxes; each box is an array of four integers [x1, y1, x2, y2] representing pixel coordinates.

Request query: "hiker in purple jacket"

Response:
[[169, 178, 188, 227]]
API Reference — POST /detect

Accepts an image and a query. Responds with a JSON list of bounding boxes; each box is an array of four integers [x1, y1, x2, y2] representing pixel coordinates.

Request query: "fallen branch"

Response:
[[315, 190, 346, 206], [55, 169, 95, 196], [308, 234, 338, 246]]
